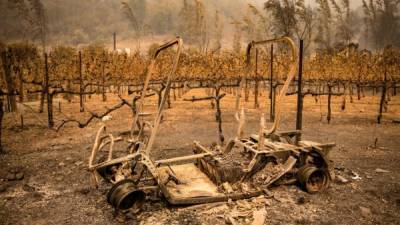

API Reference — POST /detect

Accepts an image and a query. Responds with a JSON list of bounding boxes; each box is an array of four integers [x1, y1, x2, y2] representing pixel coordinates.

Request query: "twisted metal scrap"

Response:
[[236, 37, 298, 136]]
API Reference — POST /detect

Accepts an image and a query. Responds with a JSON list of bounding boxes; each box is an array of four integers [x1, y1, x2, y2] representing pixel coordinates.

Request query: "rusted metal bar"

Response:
[[193, 141, 213, 155], [45, 53, 54, 128], [155, 153, 212, 165], [130, 37, 183, 144], [89, 153, 140, 171], [254, 49, 259, 109], [270, 44, 274, 121], [296, 39, 304, 144], [243, 37, 298, 135], [79, 51, 84, 112], [144, 38, 183, 155]]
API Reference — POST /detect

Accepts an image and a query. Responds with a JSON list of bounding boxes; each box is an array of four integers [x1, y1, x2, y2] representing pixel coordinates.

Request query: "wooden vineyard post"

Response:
[[39, 67, 46, 113], [79, 51, 84, 112], [296, 39, 304, 143], [17, 67, 24, 103], [245, 80, 249, 102], [113, 32, 117, 51], [1, 50, 17, 112], [0, 99, 3, 153], [66, 79, 72, 102], [45, 53, 54, 128], [254, 48, 259, 109], [357, 83, 361, 100], [349, 83, 354, 102], [102, 52, 107, 102], [269, 44, 275, 121], [215, 85, 224, 146], [378, 72, 387, 124], [327, 84, 332, 124], [173, 83, 177, 101]]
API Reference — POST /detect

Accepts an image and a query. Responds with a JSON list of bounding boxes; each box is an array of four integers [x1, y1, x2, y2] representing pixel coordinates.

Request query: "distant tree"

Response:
[[330, 0, 360, 45], [243, 4, 268, 42], [211, 10, 223, 53], [264, 0, 314, 51], [6, 0, 48, 50], [121, 1, 150, 49], [314, 0, 334, 50], [231, 19, 243, 54], [178, 0, 208, 52], [128, 0, 147, 24], [121, 1, 140, 34], [362, 0, 400, 49]]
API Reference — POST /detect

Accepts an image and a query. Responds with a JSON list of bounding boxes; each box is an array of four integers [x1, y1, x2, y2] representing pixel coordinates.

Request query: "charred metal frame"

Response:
[[88, 37, 336, 212]]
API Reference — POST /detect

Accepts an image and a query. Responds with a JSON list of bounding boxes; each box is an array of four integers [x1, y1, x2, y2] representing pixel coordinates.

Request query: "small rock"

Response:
[[102, 115, 112, 122], [0, 183, 8, 193], [52, 145, 65, 151], [59, 162, 65, 167], [240, 183, 250, 192], [252, 208, 267, 225], [22, 184, 36, 192], [74, 161, 83, 166], [351, 171, 362, 180], [76, 187, 91, 195], [15, 172, 24, 180], [359, 206, 372, 218], [335, 175, 349, 184], [375, 168, 390, 173], [296, 196, 307, 205], [222, 182, 233, 193], [334, 165, 345, 171]]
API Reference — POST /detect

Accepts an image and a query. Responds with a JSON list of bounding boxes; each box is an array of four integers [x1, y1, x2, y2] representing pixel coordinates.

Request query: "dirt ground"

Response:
[[1, 88, 399, 225]]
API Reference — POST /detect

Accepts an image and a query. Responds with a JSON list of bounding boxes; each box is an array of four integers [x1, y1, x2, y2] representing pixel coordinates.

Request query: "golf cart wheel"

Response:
[[297, 165, 330, 194], [107, 179, 146, 211]]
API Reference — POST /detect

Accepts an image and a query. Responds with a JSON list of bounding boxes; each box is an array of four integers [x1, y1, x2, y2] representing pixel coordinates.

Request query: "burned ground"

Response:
[[1, 90, 399, 225]]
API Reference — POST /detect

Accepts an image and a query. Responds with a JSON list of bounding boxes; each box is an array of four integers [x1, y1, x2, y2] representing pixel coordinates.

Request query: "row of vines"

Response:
[[1, 42, 400, 150]]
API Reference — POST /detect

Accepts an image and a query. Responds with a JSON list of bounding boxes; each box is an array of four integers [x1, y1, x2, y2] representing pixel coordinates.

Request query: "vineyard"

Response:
[[1, 36, 400, 225], [1, 41, 399, 131]]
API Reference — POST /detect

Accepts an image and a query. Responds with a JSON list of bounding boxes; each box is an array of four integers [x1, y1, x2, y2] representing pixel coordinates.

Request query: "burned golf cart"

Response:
[[88, 37, 335, 213]]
